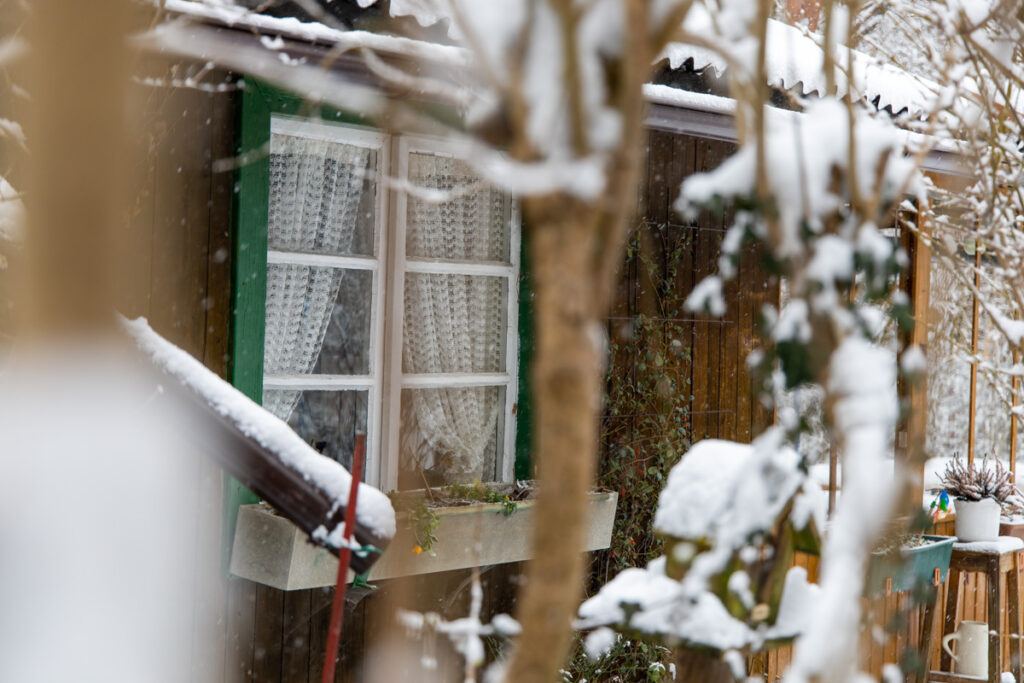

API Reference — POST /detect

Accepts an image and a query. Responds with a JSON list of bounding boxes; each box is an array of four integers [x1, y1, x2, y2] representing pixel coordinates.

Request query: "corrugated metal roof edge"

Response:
[[159, 1, 969, 177]]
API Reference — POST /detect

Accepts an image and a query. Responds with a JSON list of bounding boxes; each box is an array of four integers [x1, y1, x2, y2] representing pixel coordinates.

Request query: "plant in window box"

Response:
[[939, 455, 1023, 542], [390, 481, 525, 555], [379, 481, 617, 576]]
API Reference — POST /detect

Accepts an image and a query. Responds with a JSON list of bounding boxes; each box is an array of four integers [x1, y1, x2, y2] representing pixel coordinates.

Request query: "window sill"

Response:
[[229, 490, 618, 591]]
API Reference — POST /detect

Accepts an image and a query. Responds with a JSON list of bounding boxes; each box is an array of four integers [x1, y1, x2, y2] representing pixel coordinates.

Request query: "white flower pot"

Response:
[[955, 498, 1001, 542]]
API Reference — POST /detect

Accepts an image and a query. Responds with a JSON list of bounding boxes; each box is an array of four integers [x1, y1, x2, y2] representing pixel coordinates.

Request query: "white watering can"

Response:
[[942, 620, 989, 679]]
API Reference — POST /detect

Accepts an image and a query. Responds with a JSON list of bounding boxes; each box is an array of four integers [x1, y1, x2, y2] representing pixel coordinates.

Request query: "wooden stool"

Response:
[[928, 538, 1024, 683]]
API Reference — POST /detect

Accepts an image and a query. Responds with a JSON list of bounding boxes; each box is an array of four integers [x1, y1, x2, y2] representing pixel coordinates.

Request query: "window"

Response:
[[259, 115, 520, 490]]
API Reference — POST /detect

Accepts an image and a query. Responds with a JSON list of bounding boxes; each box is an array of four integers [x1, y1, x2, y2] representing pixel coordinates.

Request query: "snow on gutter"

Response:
[[643, 83, 969, 177]]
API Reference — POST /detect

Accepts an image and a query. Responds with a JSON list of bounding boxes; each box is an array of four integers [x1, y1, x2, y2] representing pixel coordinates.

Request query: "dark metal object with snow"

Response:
[[123, 317, 394, 574]]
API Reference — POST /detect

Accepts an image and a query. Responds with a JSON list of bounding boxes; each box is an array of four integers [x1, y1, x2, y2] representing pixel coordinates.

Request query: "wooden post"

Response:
[[828, 443, 838, 517], [968, 248, 981, 466], [901, 205, 931, 506], [1013, 346, 1020, 481]]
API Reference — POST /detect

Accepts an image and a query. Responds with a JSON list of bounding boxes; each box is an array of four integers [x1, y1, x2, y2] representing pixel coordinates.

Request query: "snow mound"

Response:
[[577, 558, 820, 651], [654, 437, 807, 543]]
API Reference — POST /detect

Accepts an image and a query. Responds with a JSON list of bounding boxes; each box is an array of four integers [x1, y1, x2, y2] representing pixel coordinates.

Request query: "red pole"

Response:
[[321, 432, 366, 683]]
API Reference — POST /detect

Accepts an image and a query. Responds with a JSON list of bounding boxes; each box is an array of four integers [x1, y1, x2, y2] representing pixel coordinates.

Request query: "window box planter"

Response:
[[229, 489, 618, 591], [866, 534, 955, 596]]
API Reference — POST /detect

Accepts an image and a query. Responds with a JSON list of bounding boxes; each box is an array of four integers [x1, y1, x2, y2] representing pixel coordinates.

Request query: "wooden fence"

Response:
[[752, 519, 1024, 681]]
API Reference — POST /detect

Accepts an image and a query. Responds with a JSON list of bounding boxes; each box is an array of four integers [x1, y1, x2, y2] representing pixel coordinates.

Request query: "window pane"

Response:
[[402, 273, 507, 374], [405, 152, 512, 263], [398, 386, 504, 488], [265, 265, 372, 379], [269, 130, 377, 257], [264, 389, 368, 472]]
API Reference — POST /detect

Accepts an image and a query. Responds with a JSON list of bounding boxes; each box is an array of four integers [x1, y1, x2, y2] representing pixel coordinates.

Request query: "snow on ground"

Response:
[[123, 316, 396, 539]]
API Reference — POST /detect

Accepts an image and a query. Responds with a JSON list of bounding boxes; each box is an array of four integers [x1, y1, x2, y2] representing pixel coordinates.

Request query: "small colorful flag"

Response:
[[930, 489, 951, 521]]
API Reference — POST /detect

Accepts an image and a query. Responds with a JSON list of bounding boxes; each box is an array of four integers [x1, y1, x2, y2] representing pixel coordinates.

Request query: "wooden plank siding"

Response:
[[127, 74, 531, 682], [128, 69, 781, 681], [132, 81, 1006, 681], [620, 132, 773, 453], [133, 78, 998, 682]]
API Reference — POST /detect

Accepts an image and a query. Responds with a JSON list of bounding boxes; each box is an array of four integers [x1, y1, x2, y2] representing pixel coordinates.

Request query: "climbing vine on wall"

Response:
[[566, 223, 694, 680]]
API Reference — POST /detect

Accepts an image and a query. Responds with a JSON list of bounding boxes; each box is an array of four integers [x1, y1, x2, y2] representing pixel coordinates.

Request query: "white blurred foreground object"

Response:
[[0, 347, 207, 682]]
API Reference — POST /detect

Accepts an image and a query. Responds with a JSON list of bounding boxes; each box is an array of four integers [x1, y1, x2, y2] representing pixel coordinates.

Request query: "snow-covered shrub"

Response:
[[577, 433, 824, 653], [940, 455, 1022, 504]]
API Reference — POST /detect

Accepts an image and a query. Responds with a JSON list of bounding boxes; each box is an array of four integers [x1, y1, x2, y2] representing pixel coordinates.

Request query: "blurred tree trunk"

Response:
[[504, 3, 652, 677], [22, 0, 130, 336], [507, 197, 603, 681]]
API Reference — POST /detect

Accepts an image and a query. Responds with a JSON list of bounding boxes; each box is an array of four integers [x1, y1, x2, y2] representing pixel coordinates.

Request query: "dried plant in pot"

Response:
[[940, 456, 1021, 542]]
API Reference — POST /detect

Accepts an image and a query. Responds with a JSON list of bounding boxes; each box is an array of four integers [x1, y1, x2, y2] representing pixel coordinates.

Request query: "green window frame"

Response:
[[226, 79, 535, 534]]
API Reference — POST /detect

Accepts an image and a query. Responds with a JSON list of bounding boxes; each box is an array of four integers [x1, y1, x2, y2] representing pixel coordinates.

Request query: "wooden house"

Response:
[[118, 2, 983, 680]]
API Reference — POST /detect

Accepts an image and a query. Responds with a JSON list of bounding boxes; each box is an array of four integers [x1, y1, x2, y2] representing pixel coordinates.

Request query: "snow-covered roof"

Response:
[[644, 83, 965, 177], [661, 13, 938, 119], [162, 0, 467, 65], [122, 316, 396, 543], [162, 0, 937, 121]]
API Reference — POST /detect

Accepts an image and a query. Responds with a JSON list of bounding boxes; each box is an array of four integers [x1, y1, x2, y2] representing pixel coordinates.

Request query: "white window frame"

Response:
[[263, 115, 390, 486], [264, 117, 520, 490]]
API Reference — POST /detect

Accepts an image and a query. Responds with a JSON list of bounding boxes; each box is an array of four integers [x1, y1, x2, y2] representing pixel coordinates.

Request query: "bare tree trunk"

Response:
[[506, 198, 602, 681]]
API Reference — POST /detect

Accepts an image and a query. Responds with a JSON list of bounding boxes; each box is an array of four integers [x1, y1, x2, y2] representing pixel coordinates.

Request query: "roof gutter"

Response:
[[644, 88, 972, 178]]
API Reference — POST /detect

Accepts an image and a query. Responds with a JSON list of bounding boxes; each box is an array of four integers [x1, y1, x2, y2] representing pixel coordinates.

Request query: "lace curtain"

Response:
[[263, 133, 371, 420], [401, 154, 510, 482]]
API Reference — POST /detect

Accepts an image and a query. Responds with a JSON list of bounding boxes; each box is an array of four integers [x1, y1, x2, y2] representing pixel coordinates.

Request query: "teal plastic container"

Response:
[[866, 534, 955, 596]]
